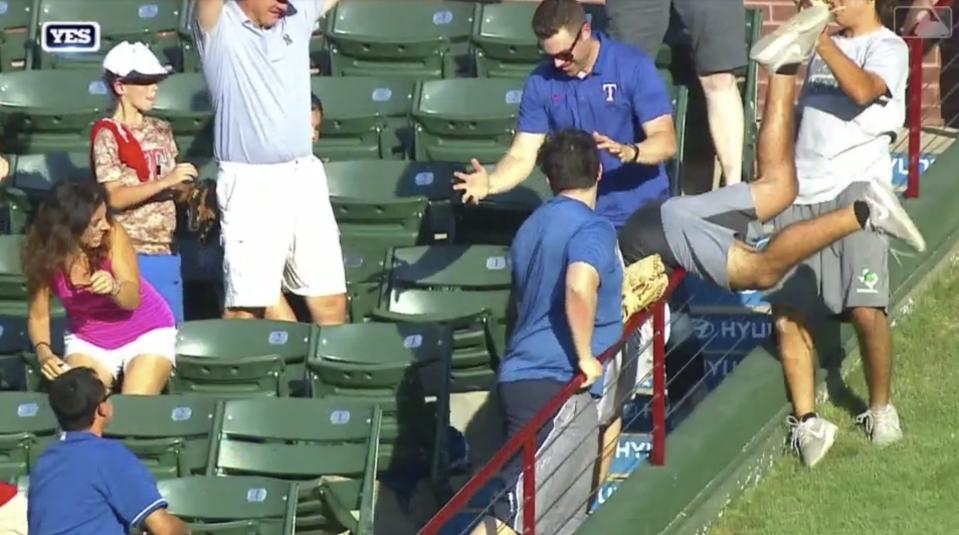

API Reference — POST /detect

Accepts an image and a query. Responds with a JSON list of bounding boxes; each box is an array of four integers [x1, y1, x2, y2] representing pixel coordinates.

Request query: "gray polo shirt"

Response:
[[193, 0, 324, 164]]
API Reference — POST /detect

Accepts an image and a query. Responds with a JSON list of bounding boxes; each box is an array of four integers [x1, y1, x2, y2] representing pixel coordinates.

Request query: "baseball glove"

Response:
[[175, 179, 218, 245], [622, 254, 669, 319]]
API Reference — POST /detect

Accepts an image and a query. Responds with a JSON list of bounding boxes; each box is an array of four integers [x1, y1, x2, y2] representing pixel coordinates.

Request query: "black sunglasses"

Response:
[[545, 23, 586, 63]]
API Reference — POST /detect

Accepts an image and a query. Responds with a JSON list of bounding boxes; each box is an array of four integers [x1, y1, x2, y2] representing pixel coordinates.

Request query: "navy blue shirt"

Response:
[[499, 196, 624, 395], [518, 32, 673, 227], [28, 431, 167, 534]]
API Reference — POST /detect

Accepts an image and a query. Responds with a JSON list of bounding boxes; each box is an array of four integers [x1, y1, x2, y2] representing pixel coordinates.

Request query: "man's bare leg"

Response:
[[747, 69, 800, 222], [701, 72, 745, 186], [727, 204, 863, 290], [305, 294, 348, 326]]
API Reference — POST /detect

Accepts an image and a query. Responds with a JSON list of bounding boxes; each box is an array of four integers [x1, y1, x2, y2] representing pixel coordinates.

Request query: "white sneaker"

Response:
[[856, 404, 904, 446], [750, 4, 833, 73], [863, 180, 927, 253], [787, 415, 838, 468]]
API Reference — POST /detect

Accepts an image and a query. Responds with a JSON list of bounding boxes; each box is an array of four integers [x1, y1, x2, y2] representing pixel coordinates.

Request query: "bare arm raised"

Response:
[[194, 0, 225, 33]]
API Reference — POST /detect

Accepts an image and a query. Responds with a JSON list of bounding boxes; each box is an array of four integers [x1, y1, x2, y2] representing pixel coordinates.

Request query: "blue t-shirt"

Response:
[[517, 32, 673, 227], [498, 196, 624, 395], [28, 431, 167, 534]]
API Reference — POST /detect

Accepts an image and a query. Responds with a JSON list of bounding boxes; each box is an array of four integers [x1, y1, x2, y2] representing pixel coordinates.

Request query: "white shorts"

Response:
[[64, 327, 177, 379], [216, 155, 347, 308]]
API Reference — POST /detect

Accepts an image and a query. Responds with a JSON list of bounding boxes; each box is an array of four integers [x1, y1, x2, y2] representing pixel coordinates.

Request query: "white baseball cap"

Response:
[[102, 41, 170, 83]]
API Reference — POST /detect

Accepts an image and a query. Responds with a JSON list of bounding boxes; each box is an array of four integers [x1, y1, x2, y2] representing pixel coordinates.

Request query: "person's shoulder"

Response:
[[871, 27, 908, 53]]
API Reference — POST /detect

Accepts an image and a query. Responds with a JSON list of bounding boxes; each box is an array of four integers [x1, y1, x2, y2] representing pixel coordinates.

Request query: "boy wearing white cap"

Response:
[[192, 0, 346, 325], [91, 41, 199, 323]]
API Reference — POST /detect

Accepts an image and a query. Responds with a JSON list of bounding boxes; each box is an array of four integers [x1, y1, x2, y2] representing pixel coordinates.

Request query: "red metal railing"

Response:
[[420, 269, 687, 535], [905, 0, 956, 198]]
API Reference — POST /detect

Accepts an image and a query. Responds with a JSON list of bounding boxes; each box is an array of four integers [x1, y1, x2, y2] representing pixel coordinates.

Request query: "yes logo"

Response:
[[41, 22, 101, 53]]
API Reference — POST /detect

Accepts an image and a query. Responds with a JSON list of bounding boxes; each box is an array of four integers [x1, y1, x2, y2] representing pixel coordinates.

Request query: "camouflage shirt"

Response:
[[93, 117, 178, 255]]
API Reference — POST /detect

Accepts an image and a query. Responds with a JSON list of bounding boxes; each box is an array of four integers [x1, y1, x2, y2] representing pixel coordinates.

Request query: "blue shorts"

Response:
[[137, 253, 184, 324]]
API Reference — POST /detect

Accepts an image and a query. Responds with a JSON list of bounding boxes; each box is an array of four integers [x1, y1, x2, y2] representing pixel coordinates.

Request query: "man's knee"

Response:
[[223, 307, 263, 320], [848, 306, 887, 328], [306, 293, 348, 325], [699, 72, 738, 93]]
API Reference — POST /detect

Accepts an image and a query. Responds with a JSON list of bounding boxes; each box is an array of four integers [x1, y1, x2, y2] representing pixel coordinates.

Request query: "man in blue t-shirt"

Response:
[[28, 367, 188, 535], [484, 129, 622, 535], [453, 0, 676, 229]]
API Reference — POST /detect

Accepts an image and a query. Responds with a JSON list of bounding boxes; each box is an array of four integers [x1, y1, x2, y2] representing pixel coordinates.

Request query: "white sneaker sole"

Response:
[[867, 181, 927, 253], [750, 5, 833, 72]]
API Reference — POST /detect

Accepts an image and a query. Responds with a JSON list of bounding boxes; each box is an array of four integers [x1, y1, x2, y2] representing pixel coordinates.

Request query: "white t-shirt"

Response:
[[794, 26, 908, 204]]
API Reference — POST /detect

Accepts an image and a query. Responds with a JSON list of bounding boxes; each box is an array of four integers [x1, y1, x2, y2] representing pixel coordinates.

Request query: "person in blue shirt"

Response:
[[27, 367, 188, 535], [454, 0, 677, 230], [482, 129, 622, 535]]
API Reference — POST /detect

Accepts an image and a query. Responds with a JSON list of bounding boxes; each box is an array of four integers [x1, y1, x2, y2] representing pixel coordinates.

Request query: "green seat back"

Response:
[[0, 0, 35, 71], [10, 151, 92, 195], [451, 163, 552, 245], [104, 394, 218, 479], [0, 392, 58, 481], [0, 70, 110, 153], [472, 2, 541, 79], [159, 475, 297, 535], [151, 72, 214, 145], [311, 76, 414, 160], [35, 0, 183, 70], [325, 0, 473, 79], [412, 78, 523, 163], [173, 320, 314, 397], [389, 244, 511, 290], [324, 159, 453, 202]]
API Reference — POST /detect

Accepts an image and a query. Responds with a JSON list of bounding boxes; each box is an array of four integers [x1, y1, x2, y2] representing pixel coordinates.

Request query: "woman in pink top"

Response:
[[24, 181, 176, 395]]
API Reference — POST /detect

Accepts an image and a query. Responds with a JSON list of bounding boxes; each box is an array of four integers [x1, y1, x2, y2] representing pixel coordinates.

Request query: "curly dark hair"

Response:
[[22, 181, 112, 294]]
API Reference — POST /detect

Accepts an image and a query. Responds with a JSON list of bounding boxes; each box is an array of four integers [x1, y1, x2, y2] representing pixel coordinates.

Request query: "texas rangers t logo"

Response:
[[602, 83, 617, 102]]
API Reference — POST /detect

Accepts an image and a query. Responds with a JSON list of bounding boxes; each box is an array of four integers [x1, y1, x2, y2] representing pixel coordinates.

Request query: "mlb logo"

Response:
[[41, 22, 101, 53]]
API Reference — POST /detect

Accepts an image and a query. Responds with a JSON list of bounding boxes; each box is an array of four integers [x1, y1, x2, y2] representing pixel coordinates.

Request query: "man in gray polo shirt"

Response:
[[193, 0, 345, 324]]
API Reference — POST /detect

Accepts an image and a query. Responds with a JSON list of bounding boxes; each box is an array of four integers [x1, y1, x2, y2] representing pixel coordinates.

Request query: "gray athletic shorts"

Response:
[[605, 0, 748, 74], [766, 182, 889, 314], [661, 183, 756, 289]]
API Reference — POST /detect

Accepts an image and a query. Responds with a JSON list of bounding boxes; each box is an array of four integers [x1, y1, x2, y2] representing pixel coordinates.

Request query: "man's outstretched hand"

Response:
[[453, 158, 492, 205], [593, 131, 637, 163]]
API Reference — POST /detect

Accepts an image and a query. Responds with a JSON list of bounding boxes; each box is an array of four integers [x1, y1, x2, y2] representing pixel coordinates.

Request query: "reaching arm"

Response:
[[633, 114, 677, 165], [815, 34, 890, 106], [194, 0, 225, 33], [107, 225, 142, 310], [452, 132, 546, 204], [143, 509, 191, 535]]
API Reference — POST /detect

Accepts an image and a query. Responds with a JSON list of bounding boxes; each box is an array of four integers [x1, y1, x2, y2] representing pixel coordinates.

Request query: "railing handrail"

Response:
[[420, 269, 687, 535]]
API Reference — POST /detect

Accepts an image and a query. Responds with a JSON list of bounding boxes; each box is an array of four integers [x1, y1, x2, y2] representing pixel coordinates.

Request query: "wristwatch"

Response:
[[631, 144, 641, 163]]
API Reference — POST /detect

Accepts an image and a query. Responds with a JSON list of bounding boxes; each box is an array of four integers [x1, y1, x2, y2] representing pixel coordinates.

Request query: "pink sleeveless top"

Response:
[[51, 258, 175, 349]]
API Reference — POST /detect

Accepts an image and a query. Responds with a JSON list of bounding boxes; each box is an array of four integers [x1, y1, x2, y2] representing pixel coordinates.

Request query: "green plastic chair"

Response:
[[172, 320, 316, 398], [451, 162, 552, 245], [325, 0, 473, 79], [471, 2, 541, 79], [0, 0, 35, 71], [412, 78, 523, 163], [104, 394, 219, 480], [309, 322, 452, 479], [10, 151, 92, 195], [0, 392, 58, 481], [151, 72, 214, 158], [0, 70, 110, 153], [34, 0, 183, 71], [158, 475, 298, 535], [209, 397, 382, 535], [311, 76, 415, 161]]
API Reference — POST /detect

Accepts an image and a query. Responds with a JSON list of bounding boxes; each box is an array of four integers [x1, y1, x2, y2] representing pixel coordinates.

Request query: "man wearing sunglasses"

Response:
[[27, 367, 189, 534]]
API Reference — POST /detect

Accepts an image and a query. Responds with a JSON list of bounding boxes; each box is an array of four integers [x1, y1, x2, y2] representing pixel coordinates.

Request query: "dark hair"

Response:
[[876, 0, 896, 30], [532, 0, 587, 40], [311, 93, 323, 114], [48, 367, 107, 431], [537, 129, 601, 194], [22, 181, 112, 295]]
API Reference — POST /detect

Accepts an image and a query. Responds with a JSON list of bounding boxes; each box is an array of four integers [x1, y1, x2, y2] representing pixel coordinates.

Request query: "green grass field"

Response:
[[709, 260, 959, 535]]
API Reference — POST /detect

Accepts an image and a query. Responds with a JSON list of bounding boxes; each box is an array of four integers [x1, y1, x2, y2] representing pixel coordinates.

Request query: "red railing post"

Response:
[[906, 35, 924, 199], [651, 301, 667, 466], [522, 439, 536, 534]]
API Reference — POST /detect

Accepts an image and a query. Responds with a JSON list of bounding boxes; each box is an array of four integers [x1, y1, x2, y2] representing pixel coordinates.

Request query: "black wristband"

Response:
[[631, 144, 641, 163]]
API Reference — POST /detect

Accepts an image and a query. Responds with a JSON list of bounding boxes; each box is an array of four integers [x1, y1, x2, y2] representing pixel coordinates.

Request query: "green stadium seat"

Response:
[[171, 320, 315, 398], [372, 245, 513, 391], [325, 0, 473, 79], [151, 73, 214, 158], [311, 76, 414, 161], [9, 151, 92, 196], [451, 162, 552, 245], [103, 394, 218, 479], [209, 397, 381, 535], [34, 0, 183, 71], [0, 0, 35, 71], [0, 70, 110, 153], [159, 476, 298, 535], [471, 2, 541, 79], [412, 78, 523, 164], [309, 322, 452, 479], [0, 392, 58, 481]]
